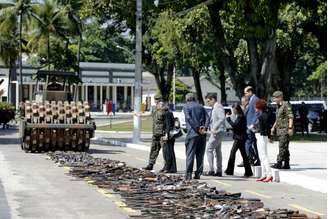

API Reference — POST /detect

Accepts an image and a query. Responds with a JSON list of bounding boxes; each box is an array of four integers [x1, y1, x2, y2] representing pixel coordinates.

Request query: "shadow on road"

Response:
[[89, 148, 126, 155], [0, 137, 20, 145]]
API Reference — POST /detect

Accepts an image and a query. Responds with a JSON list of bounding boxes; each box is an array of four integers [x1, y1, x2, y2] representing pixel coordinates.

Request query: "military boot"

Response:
[[282, 160, 290, 169], [271, 161, 282, 169]]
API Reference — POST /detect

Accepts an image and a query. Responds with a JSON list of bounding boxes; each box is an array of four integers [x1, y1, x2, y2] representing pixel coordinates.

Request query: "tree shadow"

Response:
[[0, 128, 18, 136], [0, 137, 20, 145], [88, 148, 126, 155]]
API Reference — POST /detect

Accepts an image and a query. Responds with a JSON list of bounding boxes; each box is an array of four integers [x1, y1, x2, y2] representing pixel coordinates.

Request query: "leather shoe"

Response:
[[271, 162, 282, 169], [224, 170, 233, 176], [143, 164, 153, 170], [214, 172, 222, 177], [244, 173, 253, 177], [193, 175, 201, 180], [204, 171, 215, 176], [185, 173, 192, 180], [282, 161, 290, 169]]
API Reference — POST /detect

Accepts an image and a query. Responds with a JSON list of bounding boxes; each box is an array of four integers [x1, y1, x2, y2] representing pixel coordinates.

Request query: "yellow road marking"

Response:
[[213, 180, 232, 187], [122, 207, 137, 213], [63, 166, 71, 173], [245, 190, 272, 199], [115, 201, 127, 207], [86, 180, 95, 184], [289, 204, 324, 216], [97, 188, 114, 198]]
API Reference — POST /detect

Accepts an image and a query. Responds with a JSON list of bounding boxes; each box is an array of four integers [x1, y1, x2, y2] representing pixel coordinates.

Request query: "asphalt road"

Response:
[[0, 129, 326, 218]]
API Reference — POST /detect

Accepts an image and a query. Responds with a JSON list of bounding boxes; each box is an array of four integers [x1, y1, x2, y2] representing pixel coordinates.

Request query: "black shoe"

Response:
[[185, 173, 192, 180], [237, 162, 244, 167], [204, 171, 215, 176], [244, 172, 253, 177], [271, 162, 282, 169], [214, 172, 222, 177], [193, 175, 201, 180], [224, 170, 233, 176], [253, 160, 261, 166], [282, 161, 290, 169], [159, 167, 166, 173], [143, 164, 153, 170]]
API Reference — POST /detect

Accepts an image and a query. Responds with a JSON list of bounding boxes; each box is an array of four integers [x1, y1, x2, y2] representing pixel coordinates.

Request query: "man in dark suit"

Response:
[[183, 93, 208, 180], [243, 86, 260, 166]]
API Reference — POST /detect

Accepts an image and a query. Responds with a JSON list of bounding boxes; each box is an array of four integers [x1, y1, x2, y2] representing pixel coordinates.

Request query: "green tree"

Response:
[[28, 0, 70, 70], [0, 0, 35, 101]]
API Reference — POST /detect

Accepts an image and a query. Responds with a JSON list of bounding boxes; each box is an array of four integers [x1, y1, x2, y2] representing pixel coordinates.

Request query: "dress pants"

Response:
[[206, 132, 224, 173], [162, 139, 177, 172], [185, 135, 206, 176], [255, 133, 271, 177], [225, 139, 253, 176], [245, 130, 260, 164]]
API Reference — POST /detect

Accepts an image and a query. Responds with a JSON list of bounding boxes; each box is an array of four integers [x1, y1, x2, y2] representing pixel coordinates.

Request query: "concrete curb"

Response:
[[92, 137, 327, 194]]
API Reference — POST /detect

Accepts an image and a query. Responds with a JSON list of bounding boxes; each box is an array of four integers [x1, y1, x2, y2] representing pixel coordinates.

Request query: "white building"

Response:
[[0, 62, 136, 111]]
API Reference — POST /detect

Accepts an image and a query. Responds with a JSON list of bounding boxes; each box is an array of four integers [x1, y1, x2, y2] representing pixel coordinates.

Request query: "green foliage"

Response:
[[170, 79, 191, 103], [81, 23, 134, 63], [308, 61, 327, 81], [0, 101, 15, 111]]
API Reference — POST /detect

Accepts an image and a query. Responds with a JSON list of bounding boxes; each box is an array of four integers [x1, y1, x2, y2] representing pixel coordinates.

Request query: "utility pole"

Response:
[[172, 66, 176, 109], [133, 0, 142, 143]]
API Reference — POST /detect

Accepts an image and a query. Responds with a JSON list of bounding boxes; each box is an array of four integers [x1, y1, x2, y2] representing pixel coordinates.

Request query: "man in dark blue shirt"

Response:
[[183, 93, 208, 180]]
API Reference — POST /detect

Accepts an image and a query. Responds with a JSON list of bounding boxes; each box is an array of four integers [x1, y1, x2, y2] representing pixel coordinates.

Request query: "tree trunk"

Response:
[[7, 64, 11, 103], [192, 68, 204, 105], [47, 34, 50, 71], [19, 12, 23, 102], [258, 29, 279, 99], [244, 0, 259, 90], [246, 37, 259, 89], [152, 63, 174, 102], [207, 1, 242, 98], [218, 66, 227, 105]]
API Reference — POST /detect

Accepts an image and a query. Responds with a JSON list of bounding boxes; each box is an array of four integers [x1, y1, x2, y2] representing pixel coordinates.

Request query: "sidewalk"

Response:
[[93, 134, 327, 193]]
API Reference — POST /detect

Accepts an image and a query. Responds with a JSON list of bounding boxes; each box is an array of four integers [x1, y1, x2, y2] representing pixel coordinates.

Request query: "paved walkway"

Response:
[[94, 132, 327, 193]]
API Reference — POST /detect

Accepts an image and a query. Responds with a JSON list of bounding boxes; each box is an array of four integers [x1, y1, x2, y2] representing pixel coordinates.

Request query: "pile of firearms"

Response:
[[47, 151, 319, 219]]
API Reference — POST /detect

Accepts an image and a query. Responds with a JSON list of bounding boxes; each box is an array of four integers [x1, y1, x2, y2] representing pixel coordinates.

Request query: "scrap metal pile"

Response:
[[47, 151, 318, 219]]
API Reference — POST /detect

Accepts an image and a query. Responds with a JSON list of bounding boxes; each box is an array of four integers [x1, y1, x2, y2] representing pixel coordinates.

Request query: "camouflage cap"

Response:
[[272, 90, 283, 97], [154, 94, 163, 100]]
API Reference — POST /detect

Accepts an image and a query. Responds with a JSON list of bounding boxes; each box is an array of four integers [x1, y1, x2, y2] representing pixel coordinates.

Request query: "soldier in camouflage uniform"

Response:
[[143, 94, 165, 170], [270, 91, 294, 169]]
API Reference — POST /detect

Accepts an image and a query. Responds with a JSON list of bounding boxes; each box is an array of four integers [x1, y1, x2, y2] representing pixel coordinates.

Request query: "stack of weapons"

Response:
[[22, 101, 94, 152], [47, 151, 319, 219]]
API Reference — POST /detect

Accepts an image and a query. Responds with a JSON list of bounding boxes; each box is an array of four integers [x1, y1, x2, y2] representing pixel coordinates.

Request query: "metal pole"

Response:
[[133, 0, 142, 143], [172, 66, 176, 109]]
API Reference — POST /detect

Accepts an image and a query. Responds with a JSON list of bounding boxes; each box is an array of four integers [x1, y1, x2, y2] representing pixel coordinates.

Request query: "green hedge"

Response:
[[0, 102, 15, 127]]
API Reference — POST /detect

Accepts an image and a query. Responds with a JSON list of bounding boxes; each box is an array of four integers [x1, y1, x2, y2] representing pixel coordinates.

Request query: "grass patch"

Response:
[[291, 133, 327, 142], [98, 116, 152, 132]]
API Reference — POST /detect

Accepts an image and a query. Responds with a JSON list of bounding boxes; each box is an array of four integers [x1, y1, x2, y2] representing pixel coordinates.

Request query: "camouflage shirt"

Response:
[[275, 101, 293, 133], [152, 108, 165, 137]]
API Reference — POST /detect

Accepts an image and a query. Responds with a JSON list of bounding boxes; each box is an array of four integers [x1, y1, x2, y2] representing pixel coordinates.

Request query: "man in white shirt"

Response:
[[205, 93, 226, 176]]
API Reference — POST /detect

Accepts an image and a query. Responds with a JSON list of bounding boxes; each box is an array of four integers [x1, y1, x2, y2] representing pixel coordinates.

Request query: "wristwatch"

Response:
[[288, 127, 293, 129]]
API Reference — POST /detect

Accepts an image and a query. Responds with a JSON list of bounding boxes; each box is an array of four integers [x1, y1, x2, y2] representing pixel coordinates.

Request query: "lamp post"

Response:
[[133, 0, 142, 143]]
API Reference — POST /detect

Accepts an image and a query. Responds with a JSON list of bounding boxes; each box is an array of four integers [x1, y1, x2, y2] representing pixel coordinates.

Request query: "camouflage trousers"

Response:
[[277, 134, 290, 162], [148, 136, 162, 165]]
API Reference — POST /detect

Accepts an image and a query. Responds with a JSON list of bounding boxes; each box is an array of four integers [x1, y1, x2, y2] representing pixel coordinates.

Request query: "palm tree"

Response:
[[0, 0, 34, 103], [59, 0, 83, 100], [0, 33, 19, 103], [28, 0, 70, 71]]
